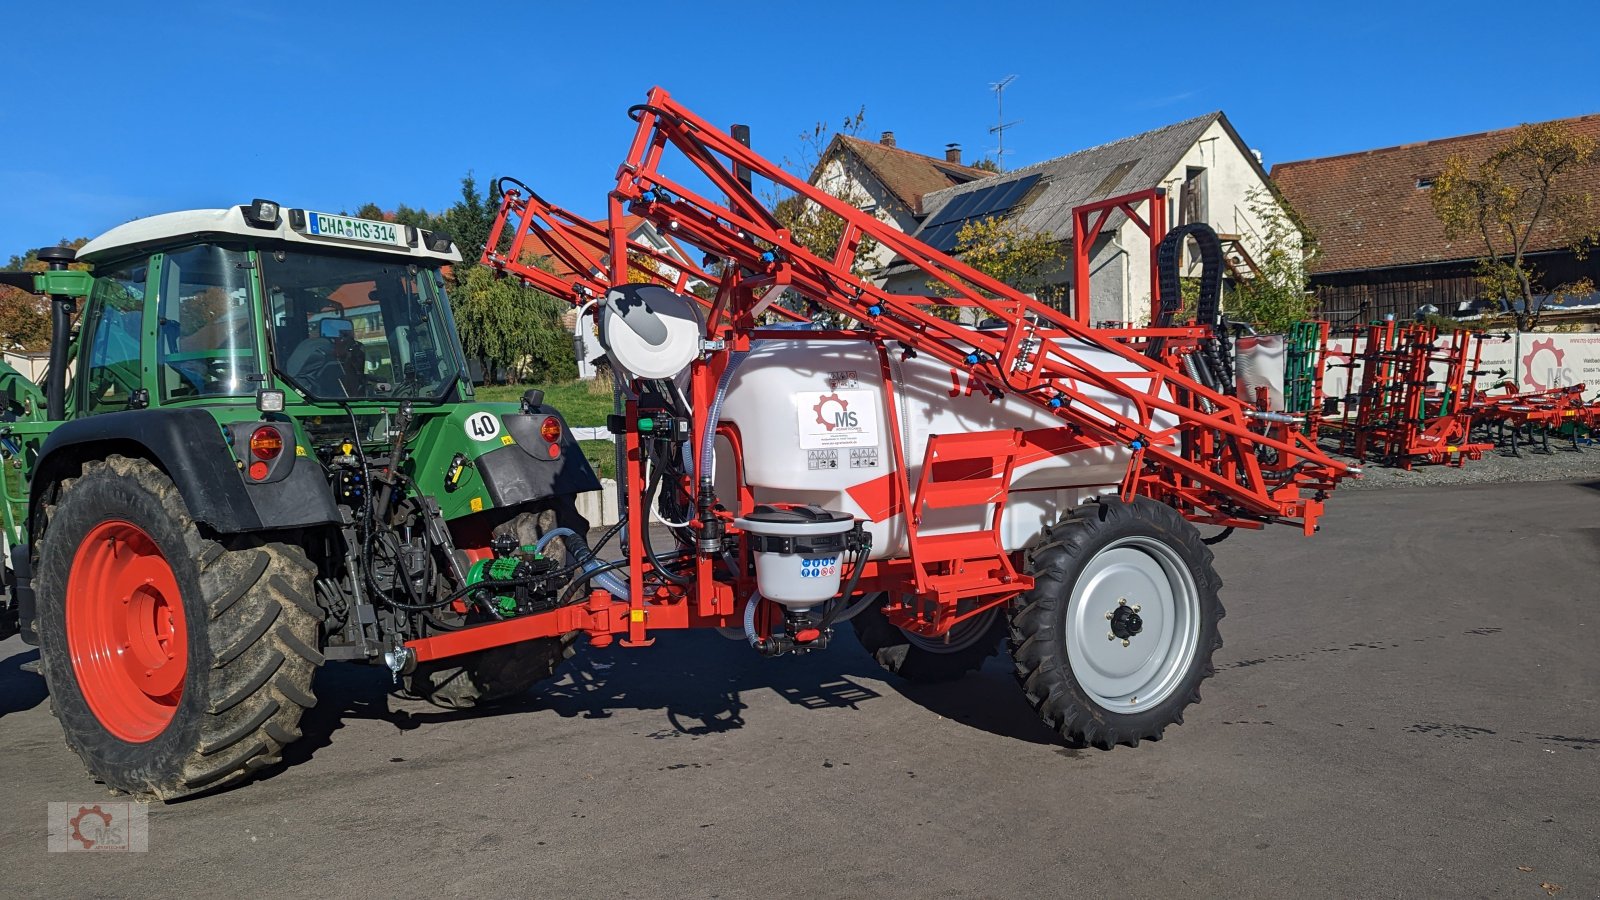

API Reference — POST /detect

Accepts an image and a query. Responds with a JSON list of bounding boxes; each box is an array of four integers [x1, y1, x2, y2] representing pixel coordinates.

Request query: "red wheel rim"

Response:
[[66, 520, 188, 742]]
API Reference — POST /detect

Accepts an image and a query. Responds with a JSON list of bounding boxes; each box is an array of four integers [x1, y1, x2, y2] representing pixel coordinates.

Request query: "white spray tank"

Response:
[[713, 336, 1179, 560]]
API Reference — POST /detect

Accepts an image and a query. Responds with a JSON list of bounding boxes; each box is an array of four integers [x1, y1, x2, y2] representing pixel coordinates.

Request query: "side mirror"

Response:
[[319, 318, 354, 340]]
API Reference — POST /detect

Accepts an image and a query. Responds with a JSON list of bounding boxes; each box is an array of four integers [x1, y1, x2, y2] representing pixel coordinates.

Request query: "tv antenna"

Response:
[[988, 74, 1022, 160]]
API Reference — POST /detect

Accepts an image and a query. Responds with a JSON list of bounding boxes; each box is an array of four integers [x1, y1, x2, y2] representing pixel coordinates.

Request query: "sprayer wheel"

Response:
[[851, 595, 1004, 683], [1009, 497, 1223, 749]]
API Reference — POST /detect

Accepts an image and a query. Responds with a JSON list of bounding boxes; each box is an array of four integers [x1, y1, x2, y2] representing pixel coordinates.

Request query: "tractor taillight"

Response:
[[250, 427, 284, 461], [540, 416, 562, 443]]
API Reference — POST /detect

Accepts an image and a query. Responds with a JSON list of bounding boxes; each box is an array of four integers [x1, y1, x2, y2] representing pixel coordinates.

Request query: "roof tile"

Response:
[[1272, 113, 1600, 274]]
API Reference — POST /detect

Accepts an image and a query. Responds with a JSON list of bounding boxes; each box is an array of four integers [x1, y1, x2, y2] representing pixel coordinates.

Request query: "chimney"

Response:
[[945, 143, 962, 164], [879, 131, 896, 147]]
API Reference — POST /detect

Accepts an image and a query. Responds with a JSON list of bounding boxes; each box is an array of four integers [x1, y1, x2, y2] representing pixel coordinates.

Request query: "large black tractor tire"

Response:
[[1009, 497, 1223, 749], [34, 456, 321, 800], [852, 594, 1006, 684], [401, 500, 587, 710]]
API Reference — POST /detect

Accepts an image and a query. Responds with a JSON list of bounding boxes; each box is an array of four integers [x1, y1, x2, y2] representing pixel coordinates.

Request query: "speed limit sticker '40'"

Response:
[[464, 412, 502, 442]]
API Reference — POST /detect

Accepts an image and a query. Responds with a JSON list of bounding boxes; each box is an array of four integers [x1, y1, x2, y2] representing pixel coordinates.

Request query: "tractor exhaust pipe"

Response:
[[38, 246, 78, 421]]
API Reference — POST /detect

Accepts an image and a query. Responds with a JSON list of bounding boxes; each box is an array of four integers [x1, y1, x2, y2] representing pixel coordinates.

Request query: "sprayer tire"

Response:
[[851, 595, 1005, 683], [402, 500, 587, 709], [1009, 497, 1223, 749], [34, 456, 320, 800]]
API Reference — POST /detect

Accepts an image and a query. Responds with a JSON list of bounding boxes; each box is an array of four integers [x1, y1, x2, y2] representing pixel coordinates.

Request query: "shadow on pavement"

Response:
[[0, 645, 46, 719], [275, 627, 1061, 777]]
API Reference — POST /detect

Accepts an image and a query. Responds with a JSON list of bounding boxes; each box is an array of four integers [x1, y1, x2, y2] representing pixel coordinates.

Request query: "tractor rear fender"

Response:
[[17, 409, 338, 644], [29, 408, 340, 538]]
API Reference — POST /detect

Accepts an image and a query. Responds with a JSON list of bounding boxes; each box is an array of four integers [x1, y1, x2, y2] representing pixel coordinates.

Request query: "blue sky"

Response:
[[2, 0, 1596, 256]]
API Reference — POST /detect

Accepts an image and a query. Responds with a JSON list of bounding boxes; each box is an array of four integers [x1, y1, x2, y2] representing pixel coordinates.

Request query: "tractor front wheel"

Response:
[[35, 456, 321, 799], [1009, 497, 1223, 749]]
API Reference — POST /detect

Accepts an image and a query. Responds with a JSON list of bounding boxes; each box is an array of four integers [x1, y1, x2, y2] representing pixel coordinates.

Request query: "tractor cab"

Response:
[[68, 200, 469, 419]]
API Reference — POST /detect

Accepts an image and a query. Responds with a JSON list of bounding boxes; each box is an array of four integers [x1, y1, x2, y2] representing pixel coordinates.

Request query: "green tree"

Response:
[[1432, 121, 1600, 331], [0, 237, 90, 350], [439, 173, 500, 271], [450, 264, 574, 384], [927, 215, 1066, 320], [1223, 188, 1318, 332], [764, 108, 883, 324]]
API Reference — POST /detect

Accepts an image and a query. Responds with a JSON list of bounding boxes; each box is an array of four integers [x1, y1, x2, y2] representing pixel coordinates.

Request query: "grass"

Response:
[[579, 439, 618, 480], [475, 379, 614, 426], [477, 380, 619, 480]]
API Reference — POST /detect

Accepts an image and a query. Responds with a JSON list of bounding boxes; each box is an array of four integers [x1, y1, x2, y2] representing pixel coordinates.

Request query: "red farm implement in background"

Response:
[[1328, 322, 1500, 468], [448, 87, 1357, 748], [1467, 381, 1597, 454]]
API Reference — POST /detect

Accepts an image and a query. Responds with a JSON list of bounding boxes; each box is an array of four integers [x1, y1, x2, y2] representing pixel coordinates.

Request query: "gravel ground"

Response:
[[1322, 429, 1600, 491]]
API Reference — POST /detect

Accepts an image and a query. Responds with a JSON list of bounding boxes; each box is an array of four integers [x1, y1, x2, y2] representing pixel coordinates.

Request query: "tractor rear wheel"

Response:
[[1009, 497, 1223, 749], [851, 594, 1005, 683], [401, 501, 585, 709], [35, 456, 321, 799]]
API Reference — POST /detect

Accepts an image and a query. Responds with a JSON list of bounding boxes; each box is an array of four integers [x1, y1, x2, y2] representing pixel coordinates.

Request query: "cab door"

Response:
[[76, 254, 157, 417]]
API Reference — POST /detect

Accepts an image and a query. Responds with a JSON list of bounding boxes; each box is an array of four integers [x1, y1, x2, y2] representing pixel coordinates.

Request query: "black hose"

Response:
[[818, 535, 874, 630], [641, 451, 692, 587]]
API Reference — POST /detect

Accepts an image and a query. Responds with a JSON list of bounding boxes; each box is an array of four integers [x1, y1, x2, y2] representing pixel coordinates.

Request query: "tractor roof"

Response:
[[76, 203, 463, 266]]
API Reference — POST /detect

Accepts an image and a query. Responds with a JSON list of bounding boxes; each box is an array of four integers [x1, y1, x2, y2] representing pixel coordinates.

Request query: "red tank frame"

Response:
[[408, 87, 1357, 663]]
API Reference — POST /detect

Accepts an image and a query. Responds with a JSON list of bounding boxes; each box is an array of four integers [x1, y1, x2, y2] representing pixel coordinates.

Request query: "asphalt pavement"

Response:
[[2, 478, 1597, 898]]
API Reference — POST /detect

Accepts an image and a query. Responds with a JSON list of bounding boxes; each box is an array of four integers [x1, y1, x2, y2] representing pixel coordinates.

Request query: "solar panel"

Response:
[[919, 173, 1041, 252]]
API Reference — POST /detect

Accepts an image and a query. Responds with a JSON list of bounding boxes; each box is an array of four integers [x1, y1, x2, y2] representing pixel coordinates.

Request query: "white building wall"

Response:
[[813, 155, 918, 277], [1156, 120, 1301, 280], [1098, 122, 1301, 325]]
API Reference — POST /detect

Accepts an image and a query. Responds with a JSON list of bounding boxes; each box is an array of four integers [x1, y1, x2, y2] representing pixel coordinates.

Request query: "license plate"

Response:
[[305, 211, 404, 247]]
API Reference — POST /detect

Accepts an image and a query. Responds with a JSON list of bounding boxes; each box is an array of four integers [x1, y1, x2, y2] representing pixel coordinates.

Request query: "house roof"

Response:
[[910, 111, 1254, 246], [1271, 113, 1600, 274], [824, 134, 994, 215]]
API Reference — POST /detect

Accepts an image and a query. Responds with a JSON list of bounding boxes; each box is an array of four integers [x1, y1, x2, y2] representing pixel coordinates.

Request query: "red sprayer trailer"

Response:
[[440, 87, 1358, 749]]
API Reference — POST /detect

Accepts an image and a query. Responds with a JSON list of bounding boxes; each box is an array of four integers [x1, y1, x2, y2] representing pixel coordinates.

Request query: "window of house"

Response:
[[1179, 166, 1206, 225], [81, 259, 151, 414]]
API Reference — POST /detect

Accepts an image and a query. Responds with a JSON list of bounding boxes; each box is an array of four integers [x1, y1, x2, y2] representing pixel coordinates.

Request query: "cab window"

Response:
[[157, 245, 260, 401], [81, 259, 150, 415]]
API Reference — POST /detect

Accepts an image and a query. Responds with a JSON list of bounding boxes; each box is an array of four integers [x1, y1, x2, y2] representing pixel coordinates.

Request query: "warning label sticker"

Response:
[[807, 449, 839, 470], [798, 390, 880, 450], [849, 447, 879, 468]]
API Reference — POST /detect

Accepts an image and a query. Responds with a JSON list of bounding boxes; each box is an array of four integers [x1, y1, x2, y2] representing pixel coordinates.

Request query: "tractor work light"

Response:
[[422, 229, 454, 253], [250, 426, 285, 461], [243, 198, 281, 228], [256, 389, 286, 413]]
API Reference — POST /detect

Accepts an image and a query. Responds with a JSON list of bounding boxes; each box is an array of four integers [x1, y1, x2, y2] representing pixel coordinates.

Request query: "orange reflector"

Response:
[[248, 461, 270, 480], [250, 427, 284, 460], [540, 416, 562, 443]]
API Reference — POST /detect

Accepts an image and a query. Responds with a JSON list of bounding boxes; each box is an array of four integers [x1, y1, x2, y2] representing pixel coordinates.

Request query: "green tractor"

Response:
[[0, 200, 599, 799]]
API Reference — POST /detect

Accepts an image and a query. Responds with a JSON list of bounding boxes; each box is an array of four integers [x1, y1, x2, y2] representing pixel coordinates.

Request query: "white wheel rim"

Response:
[[1065, 535, 1200, 713], [902, 607, 999, 654]]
